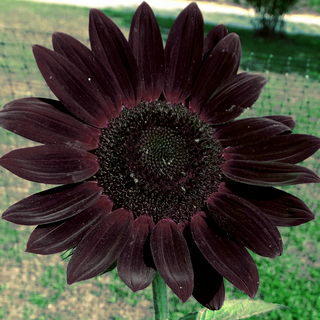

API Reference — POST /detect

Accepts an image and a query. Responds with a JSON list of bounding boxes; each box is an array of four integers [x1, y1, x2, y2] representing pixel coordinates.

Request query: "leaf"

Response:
[[179, 312, 198, 320], [99, 260, 117, 275], [196, 299, 288, 320]]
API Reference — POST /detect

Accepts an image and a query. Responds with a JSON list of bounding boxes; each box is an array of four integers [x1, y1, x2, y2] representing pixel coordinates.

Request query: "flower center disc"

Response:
[[138, 126, 188, 177], [95, 101, 223, 223]]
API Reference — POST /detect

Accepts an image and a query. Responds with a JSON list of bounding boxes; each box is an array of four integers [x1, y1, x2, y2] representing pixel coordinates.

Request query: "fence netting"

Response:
[[0, 27, 319, 213]]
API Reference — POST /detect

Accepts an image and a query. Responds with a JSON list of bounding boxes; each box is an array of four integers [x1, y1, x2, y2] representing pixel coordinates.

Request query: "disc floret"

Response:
[[95, 101, 224, 223]]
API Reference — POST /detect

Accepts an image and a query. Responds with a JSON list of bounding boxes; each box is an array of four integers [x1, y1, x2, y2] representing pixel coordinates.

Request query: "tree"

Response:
[[245, 0, 300, 36]]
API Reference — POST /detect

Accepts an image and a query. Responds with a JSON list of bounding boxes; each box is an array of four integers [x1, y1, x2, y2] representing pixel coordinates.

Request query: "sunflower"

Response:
[[1, 1, 319, 310]]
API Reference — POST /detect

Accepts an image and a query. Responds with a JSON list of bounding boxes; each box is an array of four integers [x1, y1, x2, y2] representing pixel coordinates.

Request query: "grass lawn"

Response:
[[0, 0, 320, 319]]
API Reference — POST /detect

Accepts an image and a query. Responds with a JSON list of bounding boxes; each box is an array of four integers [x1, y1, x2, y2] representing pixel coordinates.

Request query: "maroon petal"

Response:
[[214, 117, 292, 147], [203, 24, 228, 60], [150, 219, 194, 302], [207, 192, 283, 258], [262, 115, 296, 130], [67, 208, 133, 284], [0, 97, 100, 150], [199, 73, 267, 125], [33, 45, 109, 128], [191, 212, 259, 298], [223, 160, 320, 186], [52, 32, 121, 119], [224, 134, 320, 164], [2, 182, 102, 225], [189, 33, 241, 114], [117, 215, 156, 292], [0, 145, 99, 184], [191, 249, 225, 311], [219, 182, 315, 226], [26, 196, 112, 254], [129, 2, 164, 102], [179, 221, 225, 310], [164, 2, 204, 104], [89, 9, 141, 107]]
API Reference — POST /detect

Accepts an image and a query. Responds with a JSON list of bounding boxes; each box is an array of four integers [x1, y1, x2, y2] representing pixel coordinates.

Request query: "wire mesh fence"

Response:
[[0, 27, 319, 211], [0, 25, 320, 320], [0, 28, 90, 107], [242, 50, 319, 79]]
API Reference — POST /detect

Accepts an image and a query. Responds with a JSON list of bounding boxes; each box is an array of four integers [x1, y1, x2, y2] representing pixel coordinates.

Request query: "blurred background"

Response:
[[0, 0, 320, 319]]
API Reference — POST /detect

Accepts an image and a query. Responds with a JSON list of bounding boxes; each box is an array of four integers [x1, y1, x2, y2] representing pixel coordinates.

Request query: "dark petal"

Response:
[[2, 182, 102, 225], [207, 192, 283, 258], [199, 73, 267, 125], [179, 221, 225, 310], [224, 134, 320, 164], [67, 208, 133, 284], [214, 117, 292, 147], [129, 2, 164, 102], [0, 145, 99, 184], [189, 33, 241, 114], [191, 249, 225, 311], [223, 160, 320, 186], [191, 212, 259, 298], [219, 182, 315, 226], [203, 24, 228, 60], [52, 32, 122, 119], [89, 9, 141, 108], [117, 215, 156, 292], [26, 196, 112, 254], [0, 97, 100, 150], [150, 219, 194, 302], [32, 45, 109, 128], [262, 115, 296, 130], [164, 2, 204, 104]]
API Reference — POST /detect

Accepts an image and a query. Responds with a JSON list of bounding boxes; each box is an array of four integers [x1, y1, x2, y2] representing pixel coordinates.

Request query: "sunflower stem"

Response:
[[152, 271, 168, 320]]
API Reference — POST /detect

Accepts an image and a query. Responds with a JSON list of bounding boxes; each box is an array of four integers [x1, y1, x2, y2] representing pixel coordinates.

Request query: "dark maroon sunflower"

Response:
[[1, 1, 320, 310]]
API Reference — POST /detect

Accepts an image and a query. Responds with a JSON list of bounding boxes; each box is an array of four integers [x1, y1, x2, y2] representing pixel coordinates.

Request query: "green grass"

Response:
[[307, 0, 320, 12], [0, 1, 320, 319]]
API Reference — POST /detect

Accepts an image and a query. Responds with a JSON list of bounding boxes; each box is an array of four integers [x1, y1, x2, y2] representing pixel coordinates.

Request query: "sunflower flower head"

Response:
[[1, 1, 320, 311]]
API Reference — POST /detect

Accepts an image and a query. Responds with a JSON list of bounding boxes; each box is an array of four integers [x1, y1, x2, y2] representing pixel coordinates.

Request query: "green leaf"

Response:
[[98, 260, 117, 275], [179, 311, 198, 320], [196, 299, 288, 320]]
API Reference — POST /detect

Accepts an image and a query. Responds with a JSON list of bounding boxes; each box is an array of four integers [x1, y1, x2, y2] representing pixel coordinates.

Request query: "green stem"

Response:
[[152, 271, 168, 320]]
